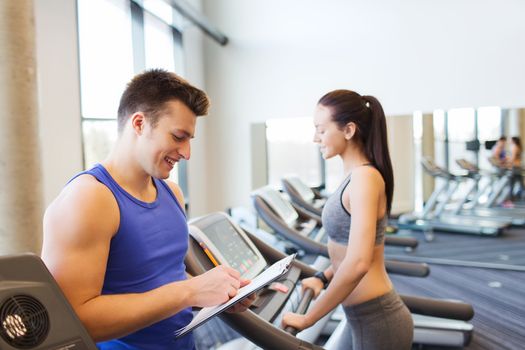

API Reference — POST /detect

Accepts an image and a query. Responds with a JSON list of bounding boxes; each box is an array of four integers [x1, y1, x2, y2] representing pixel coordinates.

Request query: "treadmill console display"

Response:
[[287, 177, 315, 202], [189, 213, 267, 280], [202, 219, 260, 274], [257, 188, 299, 226]]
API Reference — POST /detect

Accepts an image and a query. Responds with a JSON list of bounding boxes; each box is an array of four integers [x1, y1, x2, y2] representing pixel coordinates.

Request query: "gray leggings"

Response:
[[335, 289, 413, 350]]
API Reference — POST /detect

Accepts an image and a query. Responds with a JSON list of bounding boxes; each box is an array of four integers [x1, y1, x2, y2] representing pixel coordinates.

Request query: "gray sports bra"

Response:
[[322, 170, 387, 246]]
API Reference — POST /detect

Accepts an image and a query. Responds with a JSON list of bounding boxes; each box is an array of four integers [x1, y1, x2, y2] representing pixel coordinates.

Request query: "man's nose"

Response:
[[179, 141, 191, 160]]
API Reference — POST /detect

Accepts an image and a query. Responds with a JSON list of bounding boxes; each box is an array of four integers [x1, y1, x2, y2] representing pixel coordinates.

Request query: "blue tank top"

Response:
[[70, 164, 194, 350]]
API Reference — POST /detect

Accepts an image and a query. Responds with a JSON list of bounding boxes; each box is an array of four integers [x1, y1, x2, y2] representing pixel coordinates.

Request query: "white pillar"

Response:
[[0, 0, 44, 254]]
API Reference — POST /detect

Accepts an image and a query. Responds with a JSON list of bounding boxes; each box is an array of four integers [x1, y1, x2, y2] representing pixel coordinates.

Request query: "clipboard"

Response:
[[175, 253, 296, 338]]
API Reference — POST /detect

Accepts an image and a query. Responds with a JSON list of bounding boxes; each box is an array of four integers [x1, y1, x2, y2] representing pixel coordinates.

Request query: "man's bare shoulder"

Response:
[[48, 174, 116, 211], [164, 179, 186, 210], [44, 174, 120, 242]]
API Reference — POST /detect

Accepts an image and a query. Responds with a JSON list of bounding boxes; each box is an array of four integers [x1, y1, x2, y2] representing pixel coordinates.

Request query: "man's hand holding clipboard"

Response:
[[175, 254, 296, 338]]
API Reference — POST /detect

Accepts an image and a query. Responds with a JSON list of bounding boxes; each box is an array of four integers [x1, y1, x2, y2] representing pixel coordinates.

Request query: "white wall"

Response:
[[201, 0, 525, 212]]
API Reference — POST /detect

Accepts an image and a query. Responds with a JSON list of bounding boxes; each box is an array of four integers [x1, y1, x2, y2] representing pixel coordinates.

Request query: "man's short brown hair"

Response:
[[117, 69, 210, 132]]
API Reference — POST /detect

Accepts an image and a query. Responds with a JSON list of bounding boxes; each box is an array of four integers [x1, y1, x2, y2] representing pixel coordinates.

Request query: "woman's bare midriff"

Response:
[[328, 239, 393, 307]]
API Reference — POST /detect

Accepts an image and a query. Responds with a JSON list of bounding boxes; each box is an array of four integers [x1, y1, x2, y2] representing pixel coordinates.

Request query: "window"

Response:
[[144, 13, 175, 71], [413, 111, 424, 211], [77, 0, 184, 186], [447, 107, 476, 174], [265, 117, 322, 188], [82, 120, 118, 168], [478, 107, 502, 170], [77, 0, 133, 170], [432, 109, 447, 180], [427, 106, 505, 204], [78, 0, 133, 120]]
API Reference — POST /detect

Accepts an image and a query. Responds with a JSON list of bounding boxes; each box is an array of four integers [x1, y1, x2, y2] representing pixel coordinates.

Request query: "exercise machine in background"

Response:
[[281, 175, 326, 217], [454, 158, 525, 225], [398, 157, 509, 236]]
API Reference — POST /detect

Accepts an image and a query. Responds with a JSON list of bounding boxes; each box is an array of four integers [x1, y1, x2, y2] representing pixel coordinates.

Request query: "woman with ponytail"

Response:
[[282, 90, 413, 349]]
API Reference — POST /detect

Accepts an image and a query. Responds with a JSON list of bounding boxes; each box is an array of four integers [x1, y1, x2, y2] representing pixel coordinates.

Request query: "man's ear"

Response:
[[344, 122, 356, 141], [130, 112, 146, 135]]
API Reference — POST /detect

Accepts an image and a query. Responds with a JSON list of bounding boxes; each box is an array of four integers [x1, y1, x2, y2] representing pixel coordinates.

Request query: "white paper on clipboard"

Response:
[[175, 254, 295, 338]]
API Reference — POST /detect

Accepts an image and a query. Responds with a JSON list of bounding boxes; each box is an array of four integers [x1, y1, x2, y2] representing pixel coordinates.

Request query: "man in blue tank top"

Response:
[[41, 69, 253, 349]]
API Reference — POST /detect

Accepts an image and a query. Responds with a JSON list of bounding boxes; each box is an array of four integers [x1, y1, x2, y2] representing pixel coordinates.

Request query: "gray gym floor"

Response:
[[392, 264, 525, 349], [386, 227, 525, 269]]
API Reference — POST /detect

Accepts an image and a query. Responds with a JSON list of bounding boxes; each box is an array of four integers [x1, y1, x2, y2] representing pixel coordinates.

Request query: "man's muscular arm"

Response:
[[42, 176, 241, 341]]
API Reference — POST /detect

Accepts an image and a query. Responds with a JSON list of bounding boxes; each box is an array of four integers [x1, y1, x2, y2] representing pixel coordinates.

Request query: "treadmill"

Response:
[[186, 212, 475, 349], [398, 157, 509, 236], [485, 157, 525, 208], [254, 186, 327, 247], [453, 159, 525, 226], [281, 176, 326, 217], [186, 212, 325, 349]]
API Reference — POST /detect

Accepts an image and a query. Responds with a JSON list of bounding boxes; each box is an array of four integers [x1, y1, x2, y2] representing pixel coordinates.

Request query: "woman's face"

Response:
[[313, 104, 348, 159]]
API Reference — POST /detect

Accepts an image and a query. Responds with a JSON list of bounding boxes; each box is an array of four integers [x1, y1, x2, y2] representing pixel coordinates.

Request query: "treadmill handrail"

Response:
[[401, 295, 474, 321], [284, 288, 314, 336], [386, 260, 430, 277], [220, 309, 324, 350], [384, 236, 419, 249]]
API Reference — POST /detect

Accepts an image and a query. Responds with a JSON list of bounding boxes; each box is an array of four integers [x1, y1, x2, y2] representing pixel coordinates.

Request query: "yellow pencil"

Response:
[[200, 243, 219, 266]]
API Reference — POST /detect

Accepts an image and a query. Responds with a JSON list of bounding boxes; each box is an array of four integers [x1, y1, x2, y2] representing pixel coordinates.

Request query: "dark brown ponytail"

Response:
[[361, 95, 394, 214], [318, 90, 394, 213]]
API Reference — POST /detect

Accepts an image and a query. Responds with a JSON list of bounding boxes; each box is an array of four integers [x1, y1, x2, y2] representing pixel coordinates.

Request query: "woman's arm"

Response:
[[282, 168, 383, 330]]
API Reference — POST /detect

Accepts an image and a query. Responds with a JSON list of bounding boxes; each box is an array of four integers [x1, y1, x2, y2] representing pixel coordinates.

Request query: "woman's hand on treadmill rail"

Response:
[[281, 312, 312, 332], [301, 277, 324, 299]]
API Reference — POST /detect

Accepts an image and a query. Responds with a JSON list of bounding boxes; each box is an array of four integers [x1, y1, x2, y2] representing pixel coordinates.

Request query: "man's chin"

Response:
[[161, 169, 173, 179], [152, 168, 171, 180]]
